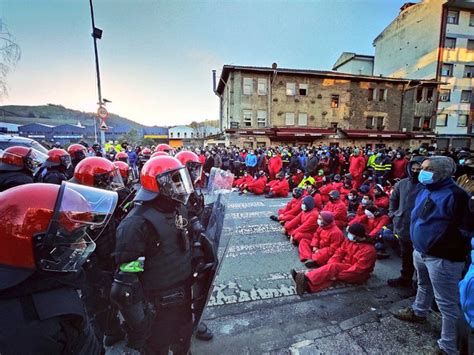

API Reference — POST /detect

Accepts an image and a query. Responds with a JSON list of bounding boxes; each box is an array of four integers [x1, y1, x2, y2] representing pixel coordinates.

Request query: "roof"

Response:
[[216, 65, 439, 95], [332, 52, 374, 70], [143, 126, 168, 135]]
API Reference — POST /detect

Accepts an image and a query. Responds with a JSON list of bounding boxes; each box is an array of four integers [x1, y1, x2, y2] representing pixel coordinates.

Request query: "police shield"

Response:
[[192, 167, 234, 327]]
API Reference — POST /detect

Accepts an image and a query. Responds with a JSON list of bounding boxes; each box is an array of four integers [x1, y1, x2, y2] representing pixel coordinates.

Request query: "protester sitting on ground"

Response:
[[291, 168, 305, 188], [319, 174, 343, 204], [298, 171, 315, 189], [303, 181, 323, 211], [314, 169, 325, 187], [291, 223, 377, 295], [282, 196, 319, 245], [240, 170, 267, 195], [339, 176, 353, 201], [373, 184, 389, 210], [298, 211, 344, 269], [265, 172, 289, 198], [233, 170, 253, 188], [350, 205, 391, 240], [270, 187, 304, 222], [346, 189, 361, 218], [322, 190, 347, 230]]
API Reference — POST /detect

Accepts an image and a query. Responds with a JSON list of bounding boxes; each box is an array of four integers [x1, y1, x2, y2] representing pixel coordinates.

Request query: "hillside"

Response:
[[0, 104, 220, 129], [0, 104, 146, 129]]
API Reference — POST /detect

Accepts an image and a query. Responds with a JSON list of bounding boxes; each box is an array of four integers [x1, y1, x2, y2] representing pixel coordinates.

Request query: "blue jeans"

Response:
[[412, 250, 465, 354]]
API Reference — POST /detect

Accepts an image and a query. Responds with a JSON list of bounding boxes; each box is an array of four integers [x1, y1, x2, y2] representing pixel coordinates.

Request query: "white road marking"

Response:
[[228, 201, 265, 209], [228, 211, 273, 220], [222, 223, 283, 236]]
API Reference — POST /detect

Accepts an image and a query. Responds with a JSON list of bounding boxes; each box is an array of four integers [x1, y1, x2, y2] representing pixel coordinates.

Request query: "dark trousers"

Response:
[[399, 239, 415, 282]]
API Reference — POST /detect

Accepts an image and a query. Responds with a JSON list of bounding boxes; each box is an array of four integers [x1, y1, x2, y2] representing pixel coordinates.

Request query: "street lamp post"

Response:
[[88, 0, 105, 147]]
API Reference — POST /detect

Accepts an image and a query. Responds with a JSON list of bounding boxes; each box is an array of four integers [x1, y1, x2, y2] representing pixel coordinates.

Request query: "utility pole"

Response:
[[88, 0, 106, 147]]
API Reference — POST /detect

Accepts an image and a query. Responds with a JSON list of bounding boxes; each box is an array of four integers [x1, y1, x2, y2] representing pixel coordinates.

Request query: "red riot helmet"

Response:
[[175, 150, 203, 184], [0, 146, 47, 173], [0, 182, 118, 289], [45, 148, 72, 170], [141, 148, 152, 157], [67, 144, 87, 165], [73, 156, 124, 191], [135, 156, 194, 204], [155, 144, 172, 154], [151, 151, 169, 158], [113, 161, 132, 184], [115, 151, 129, 163]]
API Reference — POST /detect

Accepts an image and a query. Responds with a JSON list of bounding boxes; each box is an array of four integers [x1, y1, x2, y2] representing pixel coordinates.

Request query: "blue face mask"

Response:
[[459, 159, 465, 165], [347, 233, 355, 242], [418, 170, 434, 185]]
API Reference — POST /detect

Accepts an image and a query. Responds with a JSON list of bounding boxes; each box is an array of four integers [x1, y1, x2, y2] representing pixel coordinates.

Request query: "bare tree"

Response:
[[0, 19, 21, 99]]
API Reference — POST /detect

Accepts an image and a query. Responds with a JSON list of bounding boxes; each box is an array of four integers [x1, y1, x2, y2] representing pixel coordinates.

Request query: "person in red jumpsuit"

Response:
[[283, 196, 319, 244], [349, 148, 366, 189], [298, 211, 345, 268], [270, 187, 303, 222], [265, 172, 289, 198], [319, 174, 343, 205], [322, 190, 348, 230], [391, 151, 408, 180], [303, 182, 323, 211], [291, 223, 377, 295], [373, 184, 389, 210], [240, 171, 267, 195], [268, 152, 283, 180], [233, 170, 253, 188]]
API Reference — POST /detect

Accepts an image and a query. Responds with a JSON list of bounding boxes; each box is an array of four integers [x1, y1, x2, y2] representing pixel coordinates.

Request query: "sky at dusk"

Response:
[[0, 0, 405, 127]]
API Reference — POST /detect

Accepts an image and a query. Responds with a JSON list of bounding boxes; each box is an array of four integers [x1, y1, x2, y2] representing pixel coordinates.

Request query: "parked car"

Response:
[[0, 135, 49, 154]]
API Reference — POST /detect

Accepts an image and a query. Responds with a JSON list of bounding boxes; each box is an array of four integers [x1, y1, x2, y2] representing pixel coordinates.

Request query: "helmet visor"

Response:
[[58, 181, 118, 226], [156, 167, 194, 204], [25, 149, 48, 173], [186, 161, 203, 184], [94, 168, 125, 191]]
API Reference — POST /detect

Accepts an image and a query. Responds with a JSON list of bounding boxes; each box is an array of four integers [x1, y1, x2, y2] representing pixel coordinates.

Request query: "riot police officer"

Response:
[[112, 155, 195, 353], [0, 146, 46, 191], [67, 143, 88, 168], [0, 182, 118, 354], [72, 156, 127, 346], [35, 148, 72, 184]]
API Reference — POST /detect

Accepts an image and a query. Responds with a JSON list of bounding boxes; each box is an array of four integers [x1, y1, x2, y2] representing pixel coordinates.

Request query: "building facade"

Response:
[[373, 0, 474, 149], [332, 52, 374, 75], [216, 65, 437, 149]]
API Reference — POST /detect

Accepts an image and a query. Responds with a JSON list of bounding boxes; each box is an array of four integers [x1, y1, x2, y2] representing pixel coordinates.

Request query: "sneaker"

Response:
[[295, 272, 308, 296], [270, 215, 279, 221], [387, 277, 413, 288], [393, 307, 426, 323], [304, 260, 318, 269]]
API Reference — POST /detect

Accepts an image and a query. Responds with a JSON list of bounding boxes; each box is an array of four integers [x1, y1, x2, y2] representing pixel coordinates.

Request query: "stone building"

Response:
[[215, 64, 438, 149], [373, 0, 474, 149]]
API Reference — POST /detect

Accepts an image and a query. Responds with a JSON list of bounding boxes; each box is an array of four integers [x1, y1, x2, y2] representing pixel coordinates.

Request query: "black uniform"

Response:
[[0, 170, 33, 191], [0, 271, 101, 355], [35, 167, 70, 185], [115, 197, 193, 354]]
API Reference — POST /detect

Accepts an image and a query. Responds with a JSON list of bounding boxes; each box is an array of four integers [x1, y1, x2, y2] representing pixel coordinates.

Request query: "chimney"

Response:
[[212, 70, 217, 93]]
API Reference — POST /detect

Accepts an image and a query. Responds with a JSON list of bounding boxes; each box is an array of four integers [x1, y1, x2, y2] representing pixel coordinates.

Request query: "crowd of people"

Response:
[[1, 138, 474, 354]]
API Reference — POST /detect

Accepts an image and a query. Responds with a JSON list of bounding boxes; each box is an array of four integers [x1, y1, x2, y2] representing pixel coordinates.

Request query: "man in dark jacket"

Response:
[[394, 156, 472, 355], [305, 150, 319, 177], [387, 156, 424, 288]]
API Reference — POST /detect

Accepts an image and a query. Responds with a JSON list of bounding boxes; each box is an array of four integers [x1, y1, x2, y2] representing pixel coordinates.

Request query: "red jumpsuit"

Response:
[[285, 208, 319, 242], [234, 175, 253, 187], [278, 196, 300, 216], [349, 155, 366, 189], [374, 195, 389, 210], [292, 172, 304, 187], [304, 191, 323, 211], [266, 179, 279, 192], [319, 182, 343, 204], [305, 239, 377, 293], [298, 223, 344, 265], [279, 199, 303, 222], [246, 176, 267, 195], [348, 215, 391, 238], [322, 200, 347, 230], [268, 155, 283, 180], [391, 158, 408, 179], [270, 179, 289, 197]]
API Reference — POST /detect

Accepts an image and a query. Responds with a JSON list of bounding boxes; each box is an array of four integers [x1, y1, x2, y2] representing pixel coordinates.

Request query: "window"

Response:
[[331, 122, 338, 129], [439, 89, 451, 101], [285, 112, 295, 125], [366, 116, 374, 129], [468, 40, 474, 51], [470, 12, 474, 26], [331, 94, 339, 108], [191, 132, 194, 138], [376, 117, 384, 130], [426, 87, 434, 102], [441, 63, 454, 77], [298, 113, 308, 126], [436, 114, 448, 126], [243, 110, 253, 127], [286, 83, 296, 96], [445, 37, 456, 49], [257, 110, 267, 127], [461, 90, 472, 103], [368, 88, 374, 101], [257, 78, 267, 95], [447, 10, 459, 24], [465, 65, 474, 78], [422, 117, 432, 131], [416, 88, 423, 102], [177, 132, 180, 138], [184, 132, 187, 138], [243, 78, 253, 95], [378, 89, 387, 102], [413, 116, 421, 131], [299, 84, 308, 96], [170, 132, 174, 138], [458, 114, 468, 127]]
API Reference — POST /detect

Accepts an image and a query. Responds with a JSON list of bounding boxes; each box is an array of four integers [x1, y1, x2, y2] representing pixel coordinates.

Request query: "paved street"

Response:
[[191, 192, 442, 354]]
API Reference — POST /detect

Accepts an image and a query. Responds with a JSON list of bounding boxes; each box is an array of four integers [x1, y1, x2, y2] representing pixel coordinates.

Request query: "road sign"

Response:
[[97, 106, 108, 120], [99, 120, 108, 130]]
